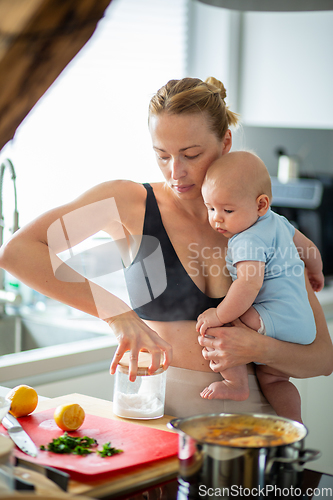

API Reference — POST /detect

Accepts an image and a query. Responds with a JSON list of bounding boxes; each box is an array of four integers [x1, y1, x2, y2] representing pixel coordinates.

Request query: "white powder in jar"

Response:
[[113, 392, 164, 419]]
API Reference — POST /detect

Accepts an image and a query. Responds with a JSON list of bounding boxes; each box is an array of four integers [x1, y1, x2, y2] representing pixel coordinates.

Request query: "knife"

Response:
[[2, 413, 38, 457]]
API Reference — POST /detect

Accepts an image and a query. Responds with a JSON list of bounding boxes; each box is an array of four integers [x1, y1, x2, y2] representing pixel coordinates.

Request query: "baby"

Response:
[[196, 151, 324, 422]]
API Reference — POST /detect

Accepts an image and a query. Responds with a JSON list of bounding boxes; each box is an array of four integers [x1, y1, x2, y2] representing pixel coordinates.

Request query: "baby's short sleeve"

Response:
[[279, 214, 296, 238], [228, 232, 271, 266]]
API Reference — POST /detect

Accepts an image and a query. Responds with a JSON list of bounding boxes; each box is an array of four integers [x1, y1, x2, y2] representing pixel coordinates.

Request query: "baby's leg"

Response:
[[200, 364, 249, 401], [256, 364, 302, 423], [239, 306, 262, 332]]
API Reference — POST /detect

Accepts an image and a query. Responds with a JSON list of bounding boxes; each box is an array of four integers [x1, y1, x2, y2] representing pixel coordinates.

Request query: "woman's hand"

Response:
[[307, 270, 325, 292], [198, 318, 262, 372], [108, 310, 173, 381]]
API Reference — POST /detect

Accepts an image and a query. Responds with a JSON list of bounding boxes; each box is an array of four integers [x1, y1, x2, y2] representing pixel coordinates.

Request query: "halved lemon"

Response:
[[53, 403, 85, 431], [7, 384, 38, 418]]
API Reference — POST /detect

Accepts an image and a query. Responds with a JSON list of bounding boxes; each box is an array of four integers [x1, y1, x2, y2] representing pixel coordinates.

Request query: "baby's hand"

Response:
[[196, 308, 222, 335], [307, 270, 325, 292]]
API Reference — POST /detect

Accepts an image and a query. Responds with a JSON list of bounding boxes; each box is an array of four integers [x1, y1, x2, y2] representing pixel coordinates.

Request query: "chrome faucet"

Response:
[[0, 158, 21, 310]]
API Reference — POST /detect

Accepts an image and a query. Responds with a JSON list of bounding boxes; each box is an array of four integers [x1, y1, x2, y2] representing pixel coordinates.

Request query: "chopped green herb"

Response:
[[96, 442, 123, 458], [71, 445, 93, 456], [39, 432, 123, 458]]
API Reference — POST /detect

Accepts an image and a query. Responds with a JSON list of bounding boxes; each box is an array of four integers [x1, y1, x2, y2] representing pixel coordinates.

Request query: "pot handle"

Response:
[[299, 448, 322, 465], [266, 448, 321, 474], [167, 418, 183, 432]]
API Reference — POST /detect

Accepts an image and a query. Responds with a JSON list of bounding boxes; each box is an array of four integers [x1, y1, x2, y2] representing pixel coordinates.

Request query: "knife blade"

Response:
[[2, 413, 38, 457]]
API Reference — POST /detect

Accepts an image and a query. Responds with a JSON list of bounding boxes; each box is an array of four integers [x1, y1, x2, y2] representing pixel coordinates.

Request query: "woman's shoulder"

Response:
[[67, 180, 166, 227], [78, 180, 165, 233], [85, 179, 143, 197], [87, 180, 164, 198], [73, 179, 147, 208]]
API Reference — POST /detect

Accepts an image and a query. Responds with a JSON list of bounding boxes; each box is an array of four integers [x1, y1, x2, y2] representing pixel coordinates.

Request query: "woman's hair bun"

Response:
[[205, 76, 239, 128], [205, 76, 227, 101]]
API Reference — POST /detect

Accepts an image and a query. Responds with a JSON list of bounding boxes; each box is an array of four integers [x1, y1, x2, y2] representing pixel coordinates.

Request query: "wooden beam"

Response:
[[0, 0, 113, 151]]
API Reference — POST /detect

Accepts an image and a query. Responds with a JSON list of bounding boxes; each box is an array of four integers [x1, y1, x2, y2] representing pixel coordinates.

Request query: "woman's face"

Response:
[[149, 112, 231, 200]]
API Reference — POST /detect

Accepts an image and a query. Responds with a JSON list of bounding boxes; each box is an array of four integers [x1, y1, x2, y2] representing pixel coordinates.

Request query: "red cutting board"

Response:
[[0, 408, 178, 481]]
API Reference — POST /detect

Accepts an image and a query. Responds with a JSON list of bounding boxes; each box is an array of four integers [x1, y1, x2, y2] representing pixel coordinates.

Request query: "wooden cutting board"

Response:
[[13, 394, 180, 499]]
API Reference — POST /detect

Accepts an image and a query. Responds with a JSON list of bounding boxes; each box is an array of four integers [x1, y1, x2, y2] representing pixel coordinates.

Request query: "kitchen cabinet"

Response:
[[239, 11, 333, 128], [188, 5, 333, 129]]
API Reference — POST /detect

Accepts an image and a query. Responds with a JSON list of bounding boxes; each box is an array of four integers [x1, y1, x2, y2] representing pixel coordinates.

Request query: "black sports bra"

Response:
[[123, 184, 224, 321]]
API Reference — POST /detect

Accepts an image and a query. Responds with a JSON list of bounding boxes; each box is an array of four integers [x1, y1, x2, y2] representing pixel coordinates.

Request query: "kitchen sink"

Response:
[[0, 313, 118, 391], [0, 314, 106, 355]]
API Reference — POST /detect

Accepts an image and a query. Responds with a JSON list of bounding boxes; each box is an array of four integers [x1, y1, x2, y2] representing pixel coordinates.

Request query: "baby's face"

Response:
[[202, 183, 260, 238]]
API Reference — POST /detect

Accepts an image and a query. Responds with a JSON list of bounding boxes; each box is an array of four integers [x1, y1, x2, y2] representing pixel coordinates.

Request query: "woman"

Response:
[[1, 77, 332, 418]]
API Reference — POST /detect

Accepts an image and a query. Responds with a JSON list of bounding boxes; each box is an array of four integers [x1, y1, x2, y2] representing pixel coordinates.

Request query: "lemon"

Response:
[[53, 403, 85, 431], [7, 385, 38, 418]]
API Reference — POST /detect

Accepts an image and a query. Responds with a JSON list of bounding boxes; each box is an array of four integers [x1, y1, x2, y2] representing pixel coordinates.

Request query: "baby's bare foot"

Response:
[[200, 381, 249, 401], [200, 386, 215, 399]]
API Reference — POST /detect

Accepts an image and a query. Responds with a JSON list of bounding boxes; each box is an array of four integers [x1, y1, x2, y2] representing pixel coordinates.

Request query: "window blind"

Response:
[[2, 0, 189, 226]]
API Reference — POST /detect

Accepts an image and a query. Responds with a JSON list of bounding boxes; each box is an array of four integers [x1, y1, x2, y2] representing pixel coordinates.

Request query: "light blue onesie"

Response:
[[226, 208, 316, 344]]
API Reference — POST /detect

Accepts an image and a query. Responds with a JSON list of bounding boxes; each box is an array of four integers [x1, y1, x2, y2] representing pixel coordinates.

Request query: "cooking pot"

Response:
[[168, 413, 320, 497]]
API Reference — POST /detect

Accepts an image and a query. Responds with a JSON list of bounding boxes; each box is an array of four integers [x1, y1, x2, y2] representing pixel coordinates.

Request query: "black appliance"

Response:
[[271, 176, 333, 278]]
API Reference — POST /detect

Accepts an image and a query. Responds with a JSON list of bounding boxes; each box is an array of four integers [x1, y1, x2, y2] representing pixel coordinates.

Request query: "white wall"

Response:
[[187, 2, 241, 113], [188, 3, 230, 82]]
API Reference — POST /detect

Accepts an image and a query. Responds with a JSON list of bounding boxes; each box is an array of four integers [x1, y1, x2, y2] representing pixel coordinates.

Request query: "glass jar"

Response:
[[113, 351, 167, 419], [0, 435, 14, 492]]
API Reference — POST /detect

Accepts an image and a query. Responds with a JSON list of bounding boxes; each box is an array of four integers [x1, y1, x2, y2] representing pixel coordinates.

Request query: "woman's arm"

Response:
[[198, 273, 333, 378], [0, 180, 172, 377], [294, 228, 324, 292], [0, 182, 128, 316]]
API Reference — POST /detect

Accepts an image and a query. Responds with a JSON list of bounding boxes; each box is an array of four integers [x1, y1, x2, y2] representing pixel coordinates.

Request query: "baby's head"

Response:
[[202, 151, 272, 238]]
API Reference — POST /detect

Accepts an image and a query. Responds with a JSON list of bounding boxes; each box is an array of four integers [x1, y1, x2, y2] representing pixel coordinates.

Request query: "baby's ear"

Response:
[[257, 194, 270, 216]]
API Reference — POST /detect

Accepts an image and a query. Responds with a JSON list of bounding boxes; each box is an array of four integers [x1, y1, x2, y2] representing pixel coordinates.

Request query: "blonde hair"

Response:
[[148, 76, 239, 140]]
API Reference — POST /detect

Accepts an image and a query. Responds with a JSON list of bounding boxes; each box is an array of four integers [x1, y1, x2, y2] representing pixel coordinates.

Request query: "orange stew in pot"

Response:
[[181, 415, 304, 448]]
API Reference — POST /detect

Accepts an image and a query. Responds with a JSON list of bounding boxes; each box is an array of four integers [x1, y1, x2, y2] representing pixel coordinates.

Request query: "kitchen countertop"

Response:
[[2, 389, 333, 499], [0, 385, 48, 400]]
